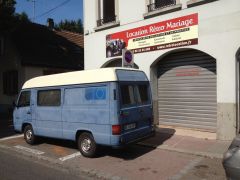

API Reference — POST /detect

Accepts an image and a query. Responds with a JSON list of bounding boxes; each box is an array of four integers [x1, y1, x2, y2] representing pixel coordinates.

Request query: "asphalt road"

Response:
[[0, 148, 92, 180]]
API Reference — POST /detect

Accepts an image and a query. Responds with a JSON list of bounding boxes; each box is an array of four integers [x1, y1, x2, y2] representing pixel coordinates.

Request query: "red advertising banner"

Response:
[[106, 13, 198, 58]]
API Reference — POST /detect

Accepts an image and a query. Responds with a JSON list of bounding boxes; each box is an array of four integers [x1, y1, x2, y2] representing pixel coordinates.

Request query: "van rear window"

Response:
[[37, 89, 61, 106], [116, 70, 148, 82], [136, 85, 149, 104], [120, 84, 150, 107], [120, 85, 135, 106]]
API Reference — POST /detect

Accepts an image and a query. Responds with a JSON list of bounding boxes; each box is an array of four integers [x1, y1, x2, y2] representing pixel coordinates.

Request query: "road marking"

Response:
[[14, 145, 45, 155], [170, 157, 203, 180], [59, 152, 81, 161], [0, 134, 24, 141]]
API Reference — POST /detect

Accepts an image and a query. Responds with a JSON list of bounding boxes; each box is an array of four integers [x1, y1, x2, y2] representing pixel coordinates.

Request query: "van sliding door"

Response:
[[35, 89, 62, 138]]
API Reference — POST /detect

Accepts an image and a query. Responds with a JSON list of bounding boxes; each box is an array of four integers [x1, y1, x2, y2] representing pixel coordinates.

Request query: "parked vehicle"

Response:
[[223, 135, 240, 179], [13, 68, 155, 157]]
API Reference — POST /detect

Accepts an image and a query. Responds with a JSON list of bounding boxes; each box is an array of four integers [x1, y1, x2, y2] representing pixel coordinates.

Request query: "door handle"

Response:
[[139, 109, 144, 113], [27, 111, 31, 114]]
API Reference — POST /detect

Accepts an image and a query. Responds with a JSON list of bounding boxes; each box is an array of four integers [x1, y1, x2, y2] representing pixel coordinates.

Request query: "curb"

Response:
[[137, 142, 223, 159]]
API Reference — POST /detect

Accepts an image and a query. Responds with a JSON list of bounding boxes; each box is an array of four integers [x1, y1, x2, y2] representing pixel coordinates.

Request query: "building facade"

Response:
[[0, 22, 84, 118], [84, 0, 240, 140]]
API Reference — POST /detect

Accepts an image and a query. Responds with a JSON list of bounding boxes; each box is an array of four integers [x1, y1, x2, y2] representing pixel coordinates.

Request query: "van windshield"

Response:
[[120, 83, 150, 108]]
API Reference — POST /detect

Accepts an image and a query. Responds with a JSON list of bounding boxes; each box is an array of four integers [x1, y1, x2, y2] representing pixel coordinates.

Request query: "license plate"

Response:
[[124, 123, 136, 130]]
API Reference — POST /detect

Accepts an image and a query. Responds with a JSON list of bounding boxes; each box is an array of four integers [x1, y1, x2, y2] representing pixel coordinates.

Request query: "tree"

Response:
[[55, 19, 83, 34], [15, 12, 30, 22], [0, 0, 17, 33]]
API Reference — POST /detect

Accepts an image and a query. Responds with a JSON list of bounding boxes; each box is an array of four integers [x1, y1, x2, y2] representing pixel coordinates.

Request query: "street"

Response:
[[0, 127, 227, 180], [0, 148, 92, 180]]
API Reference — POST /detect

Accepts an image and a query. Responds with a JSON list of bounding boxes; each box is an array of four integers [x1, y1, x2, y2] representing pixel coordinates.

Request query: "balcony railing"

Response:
[[147, 0, 176, 12], [97, 15, 116, 27]]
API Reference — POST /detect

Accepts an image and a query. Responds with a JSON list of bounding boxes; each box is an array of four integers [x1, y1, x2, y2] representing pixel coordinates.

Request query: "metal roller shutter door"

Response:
[[157, 50, 217, 132]]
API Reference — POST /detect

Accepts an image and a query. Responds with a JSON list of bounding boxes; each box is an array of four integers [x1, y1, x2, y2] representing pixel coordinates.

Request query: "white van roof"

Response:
[[22, 67, 142, 89]]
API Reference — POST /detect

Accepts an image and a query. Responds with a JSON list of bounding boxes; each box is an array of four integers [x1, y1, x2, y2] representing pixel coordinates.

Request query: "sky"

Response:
[[15, 0, 83, 25]]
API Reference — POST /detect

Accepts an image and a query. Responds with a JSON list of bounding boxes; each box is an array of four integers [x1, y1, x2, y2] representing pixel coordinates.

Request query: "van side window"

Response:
[[18, 91, 30, 107], [136, 85, 149, 104], [120, 85, 135, 107], [37, 89, 61, 106], [85, 87, 106, 101], [64, 86, 107, 105]]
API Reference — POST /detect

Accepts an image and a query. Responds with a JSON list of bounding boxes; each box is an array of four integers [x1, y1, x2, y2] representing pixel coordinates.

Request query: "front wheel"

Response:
[[24, 125, 36, 145], [78, 132, 97, 158]]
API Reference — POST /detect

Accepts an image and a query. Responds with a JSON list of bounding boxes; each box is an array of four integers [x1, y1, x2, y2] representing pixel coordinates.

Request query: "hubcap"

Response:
[[26, 129, 32, 141], [81, 138, 91, 153]]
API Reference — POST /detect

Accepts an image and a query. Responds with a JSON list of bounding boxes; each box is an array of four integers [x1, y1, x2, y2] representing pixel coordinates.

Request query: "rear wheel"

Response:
[[78, 132, 97, 158], [24, 125, 36, 145]]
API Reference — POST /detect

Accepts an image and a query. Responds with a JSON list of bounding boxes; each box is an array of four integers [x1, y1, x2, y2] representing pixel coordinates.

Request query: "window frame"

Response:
[[119, 82, 151, 108], [119, 84, 137, 108], [0, 37, 4, 56], [37, 89, 61, 107], [95, 0, 120, 31], [187, 0, 218, 8], [2, 70, 18, 95], [17, 91, 31, 108], [144, 0, 182, 19], [135, 83, 151, 105]]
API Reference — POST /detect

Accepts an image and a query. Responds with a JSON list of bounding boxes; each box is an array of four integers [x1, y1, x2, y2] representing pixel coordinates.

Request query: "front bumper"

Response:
[[223, 165, 240, 180]]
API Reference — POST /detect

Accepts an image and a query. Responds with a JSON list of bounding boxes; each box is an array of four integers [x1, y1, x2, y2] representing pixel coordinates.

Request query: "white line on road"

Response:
[[59, 152, 81, 161], [14, 145, 45, 155], [0, 134, 24, 141]]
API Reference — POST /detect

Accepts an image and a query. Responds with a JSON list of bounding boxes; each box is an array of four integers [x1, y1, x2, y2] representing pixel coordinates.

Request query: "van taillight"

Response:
[[112, 125, 121, 135]]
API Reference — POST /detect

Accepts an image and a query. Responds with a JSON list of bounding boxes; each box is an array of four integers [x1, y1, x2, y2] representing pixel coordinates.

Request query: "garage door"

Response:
[[157, 50, 216, 132]]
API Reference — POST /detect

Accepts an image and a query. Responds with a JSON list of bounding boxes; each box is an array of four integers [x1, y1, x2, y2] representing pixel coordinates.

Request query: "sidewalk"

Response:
[[139, 127, 231, 159], [0, 118, 16, 139]]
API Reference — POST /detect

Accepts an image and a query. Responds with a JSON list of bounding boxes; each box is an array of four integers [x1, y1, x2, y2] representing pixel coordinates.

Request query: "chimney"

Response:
[[47, 18, 54, 30]]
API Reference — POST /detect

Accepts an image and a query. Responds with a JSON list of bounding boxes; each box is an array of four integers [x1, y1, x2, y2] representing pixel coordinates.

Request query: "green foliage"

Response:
[[55, 19, 83, 34], [0, 0, 17, 33], [0, 0, 16, 16], [15, 12, 30, 22]]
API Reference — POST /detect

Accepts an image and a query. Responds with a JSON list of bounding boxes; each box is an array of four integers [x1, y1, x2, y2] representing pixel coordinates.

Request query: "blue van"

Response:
[[13, 68, 155, 157]]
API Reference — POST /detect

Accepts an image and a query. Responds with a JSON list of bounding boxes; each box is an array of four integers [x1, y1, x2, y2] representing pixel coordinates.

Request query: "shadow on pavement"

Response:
[[96, 127, 176, 160], [35, 137, 77, 149], [0, 119, 17, 139], [97, 145, 155, 160], [140, 128, 176, 147], [28, 127, 176, 160]]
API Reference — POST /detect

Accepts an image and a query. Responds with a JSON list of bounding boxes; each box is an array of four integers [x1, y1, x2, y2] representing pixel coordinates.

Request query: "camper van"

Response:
[[13, 68, 155, 157]]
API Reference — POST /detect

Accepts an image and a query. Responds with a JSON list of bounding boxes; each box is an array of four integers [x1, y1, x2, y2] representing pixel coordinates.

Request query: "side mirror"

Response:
[[12, 101, 17, 108]]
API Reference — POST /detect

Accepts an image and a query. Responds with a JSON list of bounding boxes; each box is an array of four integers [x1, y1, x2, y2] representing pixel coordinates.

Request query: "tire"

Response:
[[78, 132, 97, 158], [24, 125, 36, 145]]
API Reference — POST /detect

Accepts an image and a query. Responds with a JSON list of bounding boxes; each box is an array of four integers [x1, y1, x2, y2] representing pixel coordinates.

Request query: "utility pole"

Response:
[[27, 0, 36, 22]]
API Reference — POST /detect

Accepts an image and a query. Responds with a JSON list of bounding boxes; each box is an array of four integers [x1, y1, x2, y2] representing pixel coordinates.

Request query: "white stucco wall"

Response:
[[84, 0, 240, 139], [84, 0, 240, 104]]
